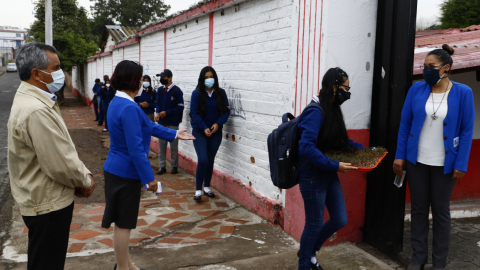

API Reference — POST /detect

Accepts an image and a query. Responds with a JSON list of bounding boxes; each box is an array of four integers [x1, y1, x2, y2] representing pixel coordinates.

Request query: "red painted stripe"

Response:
[[312, 0, 318, 98], [209, 13, 214, 66], [294, 0, 302, 116], [164, 30, 167, 69], [305, 0, 313, 107], [317, 0, 324, 94], [110, 37, 140, 50], [299, 0, 307, 112]]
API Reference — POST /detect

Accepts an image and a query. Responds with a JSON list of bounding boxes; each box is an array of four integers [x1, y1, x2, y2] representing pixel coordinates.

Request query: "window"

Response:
[[16, 33, 21, 37]]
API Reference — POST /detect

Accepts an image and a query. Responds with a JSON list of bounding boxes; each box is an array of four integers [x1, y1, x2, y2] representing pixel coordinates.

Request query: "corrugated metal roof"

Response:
[[106, 26, 139, 43], [413, 25, 480, 75]]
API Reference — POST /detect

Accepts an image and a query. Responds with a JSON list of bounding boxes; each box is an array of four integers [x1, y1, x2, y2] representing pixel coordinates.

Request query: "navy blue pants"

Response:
[[93, 96, 99, 120], [99, 102, 108, 130], [298, 173, 348, 270], [192, 128, 223, 190]]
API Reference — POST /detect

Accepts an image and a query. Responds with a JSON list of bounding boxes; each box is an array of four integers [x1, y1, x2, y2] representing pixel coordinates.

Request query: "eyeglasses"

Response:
[[420, 64, 442, 70]]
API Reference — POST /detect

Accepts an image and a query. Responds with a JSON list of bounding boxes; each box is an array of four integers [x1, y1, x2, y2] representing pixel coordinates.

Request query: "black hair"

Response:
[[103, 79, 116, 97], [316, 67, 350, 152], [195, 66, 229, 118], [142, 75, 155, 99], [427, 44, 455, 70], [95, 78, 100, 83], [111, 60, 143, 92]]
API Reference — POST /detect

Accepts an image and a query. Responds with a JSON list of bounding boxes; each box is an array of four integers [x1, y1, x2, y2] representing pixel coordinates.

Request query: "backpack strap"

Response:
[[170, 86, 179, 99]]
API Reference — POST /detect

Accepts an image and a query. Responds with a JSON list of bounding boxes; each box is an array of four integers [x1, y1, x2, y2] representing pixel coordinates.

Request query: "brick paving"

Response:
[[399, 217, 480, 269]]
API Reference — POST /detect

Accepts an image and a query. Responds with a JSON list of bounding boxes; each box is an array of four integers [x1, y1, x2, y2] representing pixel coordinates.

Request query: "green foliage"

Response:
[[89, 0, 170, 45], [439, 0, 480, 29], [30, 0, 98, 72], [425, 24, 442, 30], [324, 147, 388, 168]]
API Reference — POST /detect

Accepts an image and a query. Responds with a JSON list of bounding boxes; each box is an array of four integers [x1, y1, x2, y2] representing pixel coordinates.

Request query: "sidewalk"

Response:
[[0, 66, 7, 77], [0, 90, 395, 270]]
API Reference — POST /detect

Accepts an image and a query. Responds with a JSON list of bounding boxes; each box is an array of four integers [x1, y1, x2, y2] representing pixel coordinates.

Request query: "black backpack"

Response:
[[267, 102, 323, 189], [160, 86, 183, 123]]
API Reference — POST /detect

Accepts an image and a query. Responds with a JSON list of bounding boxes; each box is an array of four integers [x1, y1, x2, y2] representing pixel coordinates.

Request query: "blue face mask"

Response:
[[205, 78, 215, 88], [143, 82, 150, 88], [423, 65, 446, 87]]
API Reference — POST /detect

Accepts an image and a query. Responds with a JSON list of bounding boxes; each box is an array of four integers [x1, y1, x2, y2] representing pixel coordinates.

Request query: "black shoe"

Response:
[[194, 194, 202, 201], [171, 167, 178, 174], [114, 264, 117, 270], [204, 190, 215, 198], [156, 167, 166, 175], [297, 251, 323, 270], [97, 123, 102, 126]]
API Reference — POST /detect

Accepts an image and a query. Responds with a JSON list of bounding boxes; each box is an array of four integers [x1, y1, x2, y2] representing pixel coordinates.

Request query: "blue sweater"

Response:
[[104, 95, 177, 184], [395, 81, 475, 174], [297, 101, 365, 176], [155, 85, 184, 126], [190, 89, 230, 131], [135, 88, 157, 115], [92, 83, 101, 95], [100, 86, 115, 105]]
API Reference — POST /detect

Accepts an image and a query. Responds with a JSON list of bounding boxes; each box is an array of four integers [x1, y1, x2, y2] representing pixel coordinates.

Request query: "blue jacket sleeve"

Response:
[[298, 109, 340, 172], [148, 90, 156, 109], [454, 88, 475, 172], [93, 85, 97, 95], [217, 90, 230, 127], [190, 90, 209, 131], [395, 84, 415, 160], [150, 122, 177, 142], [155, 87, 162, 113], [120, 106, 155, 185], [134, 96, 140, 104], [348, 139, 365, 149], [166, 88, 184, 116]]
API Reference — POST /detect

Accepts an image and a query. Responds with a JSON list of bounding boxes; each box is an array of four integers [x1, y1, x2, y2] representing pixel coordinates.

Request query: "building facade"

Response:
[[0, 26, 27, 65]]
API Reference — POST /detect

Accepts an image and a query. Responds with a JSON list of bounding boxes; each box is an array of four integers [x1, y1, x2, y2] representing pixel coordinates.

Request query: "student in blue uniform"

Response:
[[92, 78, 101, 121], [297, 68, 363, 270], [101, 60, 194, 270], [98, 79, 116, 132], [154, 69, 184, 175], [97, 75, 109, 127], [134, 75, 156, 121], [190, 66, 230, 201]]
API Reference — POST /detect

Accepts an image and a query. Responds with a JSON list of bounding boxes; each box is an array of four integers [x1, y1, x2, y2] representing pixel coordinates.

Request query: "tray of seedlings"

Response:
[[324, 147, 388, 172]]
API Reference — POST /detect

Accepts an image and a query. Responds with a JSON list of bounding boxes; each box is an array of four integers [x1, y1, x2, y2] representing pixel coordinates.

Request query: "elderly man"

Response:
[[8, 42, 95, 270]]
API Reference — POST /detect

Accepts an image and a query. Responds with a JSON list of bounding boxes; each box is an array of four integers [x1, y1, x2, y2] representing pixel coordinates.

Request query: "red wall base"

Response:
[[72, 88, 94, 110]]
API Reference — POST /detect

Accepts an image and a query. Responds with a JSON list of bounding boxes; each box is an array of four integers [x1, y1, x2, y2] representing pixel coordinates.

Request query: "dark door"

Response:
[[363, 0, 418, 256]]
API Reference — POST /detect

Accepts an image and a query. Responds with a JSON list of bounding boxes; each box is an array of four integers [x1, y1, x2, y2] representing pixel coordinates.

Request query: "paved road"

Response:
[[0, 72, 19, 179]]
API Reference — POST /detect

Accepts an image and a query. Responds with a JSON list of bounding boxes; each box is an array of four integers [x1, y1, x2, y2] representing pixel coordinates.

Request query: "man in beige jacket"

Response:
[[8, 42, 95, 270]]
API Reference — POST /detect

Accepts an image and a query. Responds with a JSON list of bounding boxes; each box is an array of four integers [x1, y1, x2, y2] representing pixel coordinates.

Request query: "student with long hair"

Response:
[[190, 66, 230, 201], [394, 45, 475, 270], [297, 68, 363, 270], [99, 79, 116, 132], [134, 75, 156, 121], [102, 60, 194, 270]]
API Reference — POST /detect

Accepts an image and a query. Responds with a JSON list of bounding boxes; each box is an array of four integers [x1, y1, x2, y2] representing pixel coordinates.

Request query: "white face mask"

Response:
[[106, 84, 111, 87], [39, 69, 65, 93], [143, 82, 150, 88]]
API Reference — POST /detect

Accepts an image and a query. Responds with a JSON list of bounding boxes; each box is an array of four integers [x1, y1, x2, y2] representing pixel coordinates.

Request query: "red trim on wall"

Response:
[[299, 0, 307, 112], [137, 0, 235, 36], [317, 0, 324, 94], [305, 0, 313, 107], [164, 30, 167, 69], [294, 0, 302, 116], [284, 129, 371, 243], [99, 51, 112, 57], [312, 0, 318, 98], [209, 13, 214, 66], [110, 37, 140, 50]]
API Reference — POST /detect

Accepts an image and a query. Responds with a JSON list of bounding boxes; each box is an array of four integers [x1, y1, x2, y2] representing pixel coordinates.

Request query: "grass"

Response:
[[324, 147, 388, 168]]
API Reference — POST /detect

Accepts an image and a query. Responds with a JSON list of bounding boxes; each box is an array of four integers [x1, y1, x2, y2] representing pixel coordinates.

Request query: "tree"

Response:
[[89, 0, 170, 45], [439, 0, 480, 29], [30, 0, 98, 72]]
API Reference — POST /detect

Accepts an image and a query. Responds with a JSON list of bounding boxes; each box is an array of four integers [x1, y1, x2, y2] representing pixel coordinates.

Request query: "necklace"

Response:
[[430, 81, 450, 126]]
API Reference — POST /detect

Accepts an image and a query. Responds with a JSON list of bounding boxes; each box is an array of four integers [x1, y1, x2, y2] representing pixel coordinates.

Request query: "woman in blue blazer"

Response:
[[134, 75, 156, 121], [102, 60, 194, 270], [394, 45, 475, 270], [297, 68, 362, 270], [190, 66, 230, 201]]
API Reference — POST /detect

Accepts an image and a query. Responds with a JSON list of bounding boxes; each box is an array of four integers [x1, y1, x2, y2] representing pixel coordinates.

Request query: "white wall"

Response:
[[104, 55, 113, 77], [124, 43, 140, 62], [140, 32, 165, 87]]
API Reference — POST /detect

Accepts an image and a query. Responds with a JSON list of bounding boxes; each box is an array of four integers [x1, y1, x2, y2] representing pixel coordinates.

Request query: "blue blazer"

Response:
[[297, 101, 365, 176], [190, 89, 230, 131], [395, 81, 475, 174], [155, 85, 184, 126], [104, 95, 177, 184], [135, 88, 157, 115]]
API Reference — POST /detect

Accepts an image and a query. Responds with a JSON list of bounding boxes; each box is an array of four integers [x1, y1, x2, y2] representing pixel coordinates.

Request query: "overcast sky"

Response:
[[0, 0, 443, 30]]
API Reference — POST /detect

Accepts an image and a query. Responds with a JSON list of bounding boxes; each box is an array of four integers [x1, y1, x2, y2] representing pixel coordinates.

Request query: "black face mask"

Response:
[[160, 78, 168, 85], [335, 87, 351, 105]]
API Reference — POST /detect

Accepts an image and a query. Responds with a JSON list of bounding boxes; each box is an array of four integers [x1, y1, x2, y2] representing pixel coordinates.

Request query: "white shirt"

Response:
[[417, 90, 451, 166], [164, 84, 176, 92], [207, 89, 215, 98], [32, 85, 58, 101]]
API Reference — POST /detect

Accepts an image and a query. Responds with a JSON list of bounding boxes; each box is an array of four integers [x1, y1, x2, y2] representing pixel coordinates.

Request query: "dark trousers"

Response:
[[406, 161, 456, 269], [192, 128, 223, 190], [99, 102, 108, 129], [22, 202, 74, 270], [298, 173, 348, 270], [93, 96, 99, 120]]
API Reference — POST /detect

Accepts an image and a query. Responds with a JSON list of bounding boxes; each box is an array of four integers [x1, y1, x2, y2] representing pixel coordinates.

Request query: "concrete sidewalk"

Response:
[[0, 90, 395, 270]]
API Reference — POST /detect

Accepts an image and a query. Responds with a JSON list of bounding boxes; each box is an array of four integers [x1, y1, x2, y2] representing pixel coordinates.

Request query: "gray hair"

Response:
[[16, 42, 58, 81]]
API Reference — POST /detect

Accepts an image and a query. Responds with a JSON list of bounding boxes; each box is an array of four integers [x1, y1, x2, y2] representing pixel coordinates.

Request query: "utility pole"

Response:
[[45, 0, 53, 45]]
